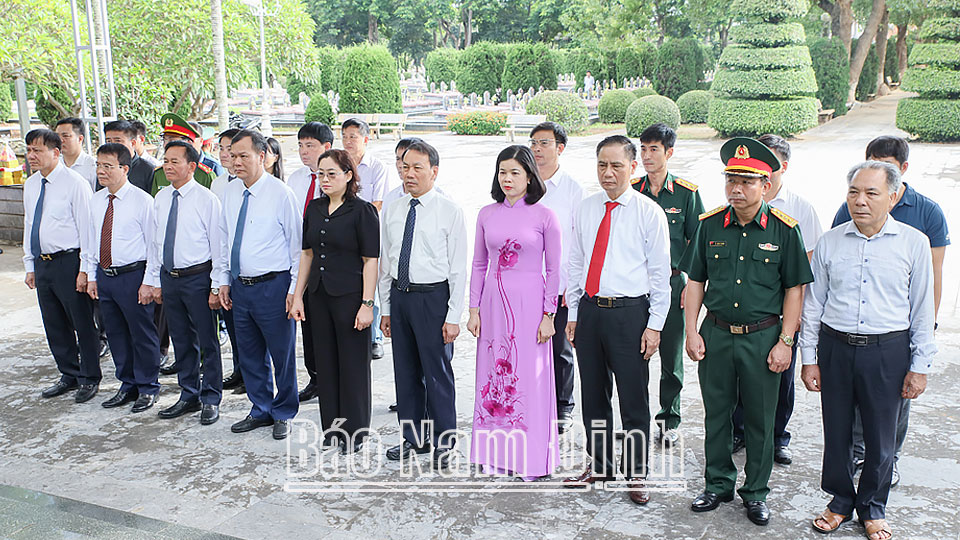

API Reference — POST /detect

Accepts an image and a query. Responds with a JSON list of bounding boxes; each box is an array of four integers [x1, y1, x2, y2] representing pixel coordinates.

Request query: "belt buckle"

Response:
[[239, 276, 254, 286], [103, 267, 118, 277], [848, 334, 869, 346], [729, 324, 745, 335], [596, 296, 614, 308], [169, 269, 181, 278], [39, 253, 53, 261]]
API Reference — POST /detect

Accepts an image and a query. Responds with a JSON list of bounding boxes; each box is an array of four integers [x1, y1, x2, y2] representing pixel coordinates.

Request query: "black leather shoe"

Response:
[[159, 356, 178, 375], [388, 402, 398, 412], [233, 383, 246, 395], [102, 390, 138, 408], [298, 382, 319, 402], [158, 400, 201, 419], [99, 340, 110, 358], [41, 380, 78, 398], [273, 420, 289, 440], [372, 342, 385, 360], [231, 415, 273, 433], [433, 449, 453, 469], [222, 371, 243, 390], [744, 500, 770, 526], [341, 438, 364, 455], [774, 446, 792, 465], [200, 404, 220, 425], [131, 394, 158, 413], [732, 437, 746, 454], [75, 384, 99, 403], [557, 412, 574, 434], [691, 491, 734, 512], [385, 440, 432, 461]]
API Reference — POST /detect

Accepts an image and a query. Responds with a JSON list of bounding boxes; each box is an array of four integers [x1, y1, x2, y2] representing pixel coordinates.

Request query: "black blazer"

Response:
[[302, 197, 380, 296]]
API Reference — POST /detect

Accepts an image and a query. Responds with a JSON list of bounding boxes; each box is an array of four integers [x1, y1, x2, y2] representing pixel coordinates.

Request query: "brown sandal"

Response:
[[863, 519, 893, 540], [812, 509, 851, 534]]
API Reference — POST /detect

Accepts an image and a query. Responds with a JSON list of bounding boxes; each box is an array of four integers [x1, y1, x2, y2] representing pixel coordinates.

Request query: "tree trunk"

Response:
[[368, 13, 379, 43], [876, 9, 889, 92], [848, 0, 886, 104], [837, 0, 854, 55], [172, 83, 192, 115], [896, 23, 909, 79], [211, 0, 229, 131], [463, 7, 473, 48]]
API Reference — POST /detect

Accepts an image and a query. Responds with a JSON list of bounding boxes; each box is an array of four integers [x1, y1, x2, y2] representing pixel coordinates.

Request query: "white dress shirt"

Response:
[[87, 181, 155, 282], [378, 188, 468, 325], [22, 163, 93, 273], [218, 172, 302, 294], [539, 167, 584, 296], [799, 218, 936, 373], [287, 165, 322, 215], [210, 172, 238, 201], [356, 152, 389, 203], [769, 185, 823, 252], [63, 151, 97, 190], [566, 188, 671, 330], [147, 179, 224, 287]]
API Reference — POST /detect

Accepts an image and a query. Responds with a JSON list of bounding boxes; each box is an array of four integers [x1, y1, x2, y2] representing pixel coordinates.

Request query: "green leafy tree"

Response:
[[654, 38, 706, 99], [809, 37, 850, 115], [338, 43, 402, 113]]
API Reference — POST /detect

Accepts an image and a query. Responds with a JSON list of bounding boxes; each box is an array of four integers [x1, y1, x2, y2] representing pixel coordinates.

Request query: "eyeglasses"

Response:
[[528, 139, 557, 148], [318, 170, 345, 178], [96, 163, 119, 170]]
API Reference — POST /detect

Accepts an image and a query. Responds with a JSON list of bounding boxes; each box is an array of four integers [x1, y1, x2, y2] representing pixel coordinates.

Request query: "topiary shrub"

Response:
[[446, 111, 508, 135], [455, 42, 507, 96], [502, 43, 558, 92], [633, 87, 658, 98], [885, 39, 901, 84], [917, 17, 960, 41], [598, 89, 638, 123], [654, 38, 706, 100], [854, 38, 881, 101], [616, 45, 645, 82], [734, 0, 809, 22], [425, 48, 462, 84], [304, 93, 335, 124], [896, 98, 960, 140], [337, 43, 402, 114], [0, 83, 11, 121], [901, 67, 960, 97], [718, 45, 812, 70], [909, 43, 960, 67], [677, 90, 713, 123], [808, 37, 849, 115], [625, 95, 681, 135], [526, 90, 589, 132], [708, 97, 819, 136], [317, 46, 342, 92], [730, 23, 806, 48]]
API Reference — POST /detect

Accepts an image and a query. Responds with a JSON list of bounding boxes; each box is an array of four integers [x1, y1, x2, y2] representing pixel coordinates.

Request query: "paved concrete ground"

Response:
[[0, 91, 958, 539]]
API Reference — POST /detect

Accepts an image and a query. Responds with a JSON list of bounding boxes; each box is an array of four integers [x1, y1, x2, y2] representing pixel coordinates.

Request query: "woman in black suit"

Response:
[[289, 149, 379, 453]]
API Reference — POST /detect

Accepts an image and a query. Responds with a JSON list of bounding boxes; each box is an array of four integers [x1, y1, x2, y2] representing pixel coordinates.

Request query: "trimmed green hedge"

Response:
[[625, 95, 681, 135], [677, 90, 713, 123], [708, 97, 818, 136], [896, 97, 960, 140], [337, 44, 402, 114], [901, 66, 960, 97], [569, 47, 606, 85], [616, 46, 645, 82], [633, 87, 658, 98], [809, 37, 849, 115], [598, 89, 638, 123], [711, 67, 818, 97], [654, 38, 706, 100], [317, 46, 342, 92], [425, 48, 461, 83], [502, 43, 558, 92], [909, 43, 960, 68], [730, 23, 806, 47], [456, 42, 506, 96], [927, 0, 960, 13], [304, 93, 334, 125], [917, 17, 960, 41], [446, 111, 508, 135], [731, 0, 809, 23], [639, 43, 659, 80], [526, 90, 589, 132], [718, 45, 812, 70]]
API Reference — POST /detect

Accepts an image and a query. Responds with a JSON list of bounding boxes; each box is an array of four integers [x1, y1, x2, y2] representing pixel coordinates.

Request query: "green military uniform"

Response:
[[631, 172, 704, 432], [150, 112, 216, 196], [679, 138, 813, 502]]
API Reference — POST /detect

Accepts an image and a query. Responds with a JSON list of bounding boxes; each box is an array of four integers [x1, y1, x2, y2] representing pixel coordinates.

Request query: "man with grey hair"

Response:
[[799, 160, 935, 539]]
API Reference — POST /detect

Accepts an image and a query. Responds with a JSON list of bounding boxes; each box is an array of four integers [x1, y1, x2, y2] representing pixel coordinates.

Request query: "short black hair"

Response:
[[529, 121, 568, 146], [104, 120, 137, 140], [97, 142, 132, 168], [402, 141, 440, 168], [596, 135, 637, 161], [231, 129, 268, 153], [55, 117, 84, 137], [298, 122, 334, 143], [396, 137, 424, 153], [218, 128, 240, 142], [865, 135, 909, 165], [639, 123, 677, 150], [26, 129, 62, 151], [164, 140, 200, 164], [491, 145, 546, 205], [130, 120, 148, 138], [758, 133, 791, 162], [342, 118, 370, 136]]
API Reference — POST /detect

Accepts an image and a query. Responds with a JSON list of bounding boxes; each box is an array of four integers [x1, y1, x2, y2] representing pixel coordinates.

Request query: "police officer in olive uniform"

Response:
[[631, 123, 704, 446], [680, 138, 813, 527], [151, 114, 217, 196]]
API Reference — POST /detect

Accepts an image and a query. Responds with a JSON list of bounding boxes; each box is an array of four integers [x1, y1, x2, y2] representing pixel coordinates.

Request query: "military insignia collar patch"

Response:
[[665, 207, 682, 214]]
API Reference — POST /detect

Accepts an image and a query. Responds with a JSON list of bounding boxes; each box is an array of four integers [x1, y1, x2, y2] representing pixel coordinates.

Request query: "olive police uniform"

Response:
[[680, 139, 813, 502], [150, 114, 216, 196], [632, 172, 703, 432]]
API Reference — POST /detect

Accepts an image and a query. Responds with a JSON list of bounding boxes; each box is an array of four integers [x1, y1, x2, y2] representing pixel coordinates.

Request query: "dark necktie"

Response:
[[231, 189, 251, 280], [30, 178, 47, 258], [396, 198, 420, 290], [100, 194, 116, 268], [163, 190, 180, 271], [303, 173, 316, 216]]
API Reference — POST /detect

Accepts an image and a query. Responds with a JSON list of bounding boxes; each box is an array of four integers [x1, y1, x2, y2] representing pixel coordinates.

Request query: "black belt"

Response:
[[706, 312, 780, 335], [583, 294, 649, 308], [163, 260, 213, 278], [100, 260, 146, 277], [37, 248, 80, 262], [238, 270, 285, 286], [392, 280, 448, 293], [822, 324, 909, 347], [671, 268, 681, 277]]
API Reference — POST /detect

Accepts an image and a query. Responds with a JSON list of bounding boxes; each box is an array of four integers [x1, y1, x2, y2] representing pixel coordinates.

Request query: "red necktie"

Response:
[[100, 194, 115, 269], [303, 173, 316, 216], [585, 201, 617, 297]]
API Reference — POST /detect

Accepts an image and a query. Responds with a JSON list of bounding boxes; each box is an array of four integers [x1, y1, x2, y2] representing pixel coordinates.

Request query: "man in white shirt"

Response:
[[149, 140, 225, 426], [528, 121, 583, 430], [800, 161, 935, 538], [85, 143, 161, 413], [379, 140, 467, 467], [563, 135, 671, 505], [55, 117, 98, 190], [218, 130, 302, 440], [22, 129, 101, 403]]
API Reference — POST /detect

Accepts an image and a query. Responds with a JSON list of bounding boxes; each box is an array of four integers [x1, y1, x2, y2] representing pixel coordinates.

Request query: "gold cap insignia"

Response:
[[735, 145, 749, 159], [164, 118, 174, 127]]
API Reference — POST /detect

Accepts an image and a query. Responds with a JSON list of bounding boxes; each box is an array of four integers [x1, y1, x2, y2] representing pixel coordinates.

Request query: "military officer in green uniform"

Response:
[[631, 123, 704, 447], [680, 137, 813, 527], [151, 113, 216, 196]]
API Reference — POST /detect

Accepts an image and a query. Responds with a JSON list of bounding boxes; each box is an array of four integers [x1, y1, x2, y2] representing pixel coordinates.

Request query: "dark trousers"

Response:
[[852, 395, 911, 463], [390, 284, 456, 448], [301, 288, 316, 386], [154, 304, 170, 357], [656, 273, 686, 431], [819, 327, 909, 520], [552, 295, 576, 416], [161, 270, 222, 405], [733, 331, 799, 447], [308, 286, 372, 441], [221, 307, 240, 376], [97, 266, 160, 395], [93, 301, 107, 345], [232, 273, 298, 421], [34, 252, 101, 385], [574, 295, 651, 479]]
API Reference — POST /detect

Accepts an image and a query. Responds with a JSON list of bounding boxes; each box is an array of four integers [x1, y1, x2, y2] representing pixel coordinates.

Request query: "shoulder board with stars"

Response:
[[770, 207, 798, 228], [197, 162, 213, 174], [674, 177, 698, 192], [699, 205, 726, 221], [630, 177, 643, 185]]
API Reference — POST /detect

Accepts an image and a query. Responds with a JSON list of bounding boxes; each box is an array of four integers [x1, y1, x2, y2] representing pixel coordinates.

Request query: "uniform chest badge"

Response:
[[665, 207, 682, 214], [709, 241, 726, 247], [758, 243, 779, 251]]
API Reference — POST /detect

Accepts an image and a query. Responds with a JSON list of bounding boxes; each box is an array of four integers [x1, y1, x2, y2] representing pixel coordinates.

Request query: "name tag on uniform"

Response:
[[709, 241, 726, 247], [758, 243, 779, 251], [665, 207, 682, 214]]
